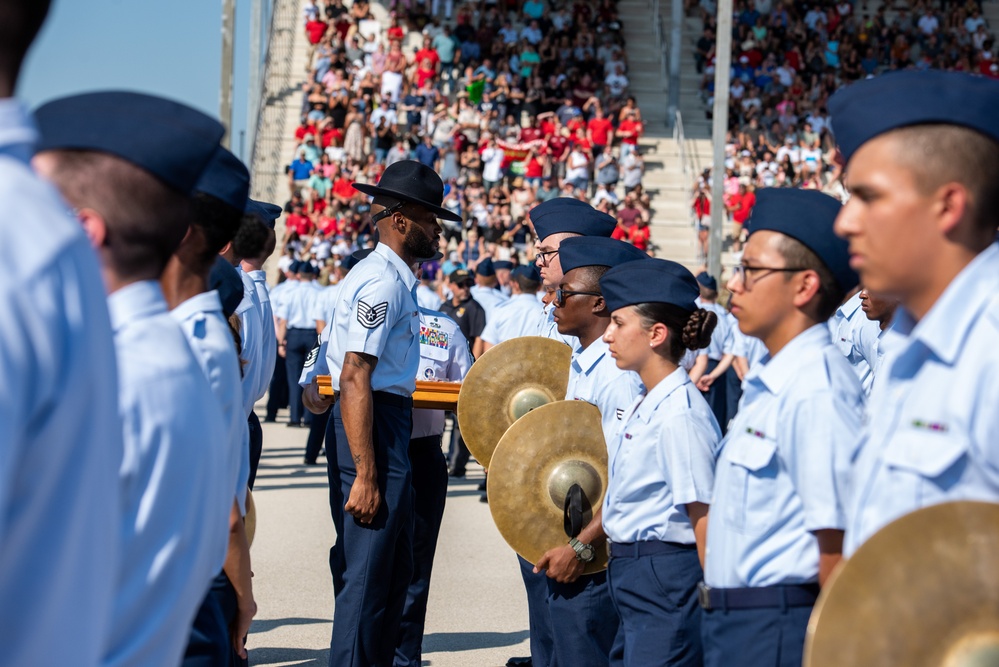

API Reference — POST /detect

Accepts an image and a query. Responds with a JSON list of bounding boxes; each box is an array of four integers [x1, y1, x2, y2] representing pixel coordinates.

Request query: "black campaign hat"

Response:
[[352, 160, 462, 222]]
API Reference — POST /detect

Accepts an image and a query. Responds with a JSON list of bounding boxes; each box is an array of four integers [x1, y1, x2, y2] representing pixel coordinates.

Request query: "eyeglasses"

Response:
[[554, 288, 602, 308], [536, 249, 559, 267], [731, 263, 808, 288]]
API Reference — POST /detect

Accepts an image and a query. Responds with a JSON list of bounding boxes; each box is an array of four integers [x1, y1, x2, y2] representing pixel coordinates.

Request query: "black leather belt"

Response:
[[697, 582, 820, 611], [609, 541, 696, 558]]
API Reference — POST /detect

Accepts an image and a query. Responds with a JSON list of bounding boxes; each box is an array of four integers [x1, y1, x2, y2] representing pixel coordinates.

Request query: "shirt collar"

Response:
[[750, 323, 829, 395], [171, 290, 223, 322], [571, 337, 610, 377], [894, 242, 999, 364], [0, 99, 38, 163], [248, 269, 267, 282], [634, 366, 691, 424], [374, 242, 418, 292], [107, 280, 169, 334]]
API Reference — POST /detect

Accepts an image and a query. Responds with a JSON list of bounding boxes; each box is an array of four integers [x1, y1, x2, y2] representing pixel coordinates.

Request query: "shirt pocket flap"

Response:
[[725, 433, 778, 472], [882, 429, 969, 479]]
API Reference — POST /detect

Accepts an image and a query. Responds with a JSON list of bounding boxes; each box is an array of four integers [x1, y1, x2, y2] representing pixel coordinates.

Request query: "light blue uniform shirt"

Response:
[[704, 325, 864, 588], [249, 269, 277, 402], [268, 278, 295, 320], [603, 367, 720, 544], [0, 100, 122, 667], [481, 293, 545, 345], [845, 243, 999, 555], [312, 283, 342, 326], [730, 324, 768, 370], [171, 290, 250, 517], [416, 283, 443, 311], [237, 267, 265, 416], [470, 284, 509, 320], [325, 243, 421, 395], [537, 301, 579, 347], [696, 299, 732, 361], [565, 337, 643, 444], [277, 279, 322, 329], [829, 291, 872, 385], [105, 281, 230, 667], [413, 308, 473, 438], [852, 316, 891, 397]]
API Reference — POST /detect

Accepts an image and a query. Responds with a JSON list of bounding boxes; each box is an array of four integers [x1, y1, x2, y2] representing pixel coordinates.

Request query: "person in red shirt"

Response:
[[286, 204, 314, 236], [413, 35, 440, 72], [587, 107, 614, 155], [538, 112, 557, 138], [317, 213, 340, 236], [305, 19, 328, 66], [628, 217, 651, 252], [295, 121, 318, 141], [616, 110, 643, 157], [692, 188, 711, 258], [726, 183, 755, 251], [332, 174, 357, 211], [546, 130, 571, 181]]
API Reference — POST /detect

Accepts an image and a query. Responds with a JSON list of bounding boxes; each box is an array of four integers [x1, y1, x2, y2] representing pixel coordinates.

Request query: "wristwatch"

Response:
[[569, 537, 596, 563]]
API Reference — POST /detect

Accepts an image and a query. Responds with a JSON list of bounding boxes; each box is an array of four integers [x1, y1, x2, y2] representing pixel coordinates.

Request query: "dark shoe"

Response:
[[286, 422, 303, 428], [263, 416, 277, 423], [479, 493, 488, 504], [477, 480, 487, 491], [506, 658, 531, 666], [448, 467, 466, 478], [303, 458, 318, 465]]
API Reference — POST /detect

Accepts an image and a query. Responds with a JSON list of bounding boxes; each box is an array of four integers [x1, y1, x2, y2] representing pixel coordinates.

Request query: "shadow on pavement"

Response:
[[248, 646, 328, 666], [251, 616, 328, 633], [422, 630, 530, 652]]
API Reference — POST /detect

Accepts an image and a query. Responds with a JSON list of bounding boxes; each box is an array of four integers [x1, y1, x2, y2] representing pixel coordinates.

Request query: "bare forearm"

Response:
[[340, 367, 376, 479], [223, 501, 253, 605], [576, 506, 607, 546], [687, 502, 709, 568]]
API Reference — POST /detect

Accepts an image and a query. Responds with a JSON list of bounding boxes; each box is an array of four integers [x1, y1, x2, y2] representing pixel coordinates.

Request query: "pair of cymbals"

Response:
[[487, 401, 609, 575], [457, 337, 571, 469], [806, 501, 999, 667]]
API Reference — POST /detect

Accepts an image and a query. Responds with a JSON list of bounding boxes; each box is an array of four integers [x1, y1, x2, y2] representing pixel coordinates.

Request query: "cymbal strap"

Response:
[[563, 483, 584, 538]]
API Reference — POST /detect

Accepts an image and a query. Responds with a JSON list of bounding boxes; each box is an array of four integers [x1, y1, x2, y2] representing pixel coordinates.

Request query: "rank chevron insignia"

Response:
[[357, 300, 389, 329]]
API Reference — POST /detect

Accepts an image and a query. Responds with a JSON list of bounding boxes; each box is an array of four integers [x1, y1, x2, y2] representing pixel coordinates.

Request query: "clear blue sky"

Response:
[[19, 0, 258, 161]]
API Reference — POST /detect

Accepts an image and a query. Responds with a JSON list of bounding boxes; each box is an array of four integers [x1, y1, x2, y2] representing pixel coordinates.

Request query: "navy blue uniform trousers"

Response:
[[182, 571, 242, 667], [266, 350, 288, 420], [701, 358, 728, 435], [548, 571, 619, 667], [248, 411, 263, 489], [394, 434, 449, 667], [607, 544, 703, 667], [327, 393, 414, 667], [701, 602, 812, 667], [724, 366, 743, 427], [520, 556, 555, 666], [306, 406, 331, 463], [285, 328, 315, 426]]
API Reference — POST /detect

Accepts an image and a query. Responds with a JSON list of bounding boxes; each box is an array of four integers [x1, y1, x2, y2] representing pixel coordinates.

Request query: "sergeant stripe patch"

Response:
[[357, 300, 389, 329]]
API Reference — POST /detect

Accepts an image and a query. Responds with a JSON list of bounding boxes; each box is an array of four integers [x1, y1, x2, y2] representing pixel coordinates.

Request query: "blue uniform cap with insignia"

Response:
[[529, 197, 617, 242], [476, 257, 496, 276], [696, 272, 718, 291], [209, 257, 244, 318], [745, 188, 858, 292], [599, 258, 700, 314], [195, 146, 250, 210], [511, 264, 541, 282], [829, 70, 999, 164], [33, 91, 225, 194], [245, 199, 283, 230], [558, 236, 650, 275], [493, 260, 514, 271]]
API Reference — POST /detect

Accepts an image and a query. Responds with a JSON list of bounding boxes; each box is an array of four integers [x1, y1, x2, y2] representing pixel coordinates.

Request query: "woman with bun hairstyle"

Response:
[[597, 258, 721, 667]]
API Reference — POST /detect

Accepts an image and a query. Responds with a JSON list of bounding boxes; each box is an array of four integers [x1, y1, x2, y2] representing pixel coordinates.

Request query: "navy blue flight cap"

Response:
[[196, 146, 250, 210], [34, 91, 225, 194], [511, 264, 541, 282], [209, 257, 244, 318], [529, 198, 616, 242], [245, 199, 283, 230], [745, 188, 857, 292], [493, 260, 514, 271], [298, 261, 318, 275], [476, 257, 496, 276], [829, 70, 999, 164], [289, 260, 304, 274], [599, 258, 699, 314], [559, 236, 649, 275], [343, 248, 374, 271], [696, 272, 718, 291]]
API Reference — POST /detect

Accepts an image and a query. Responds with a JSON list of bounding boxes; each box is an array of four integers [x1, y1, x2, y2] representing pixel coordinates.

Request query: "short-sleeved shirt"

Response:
[[105, 281, 230, 667], [249, 269, 277, 399], [696, 298, 733, 361], [277, 279, 322, 329], [481, 293, 544, 345], [416, 283, 443, 311], [171, 290, 249, 515], [828, 290, 873, 385], [566, 337, 644, 444], [325, 243, 420, 395], [603, 367, 720, 544], [852, 317, 891, 397], [845, 243, 999, 555], [704, 325, 864, 588], [0, 100, 122, 667], [440, 296, 487, 347], [730, 324, 768, 370], [237, 267, 266, 415], [469, 284, 509, 321], [413, 308, 473, 437], [312, 283, 342, 325]]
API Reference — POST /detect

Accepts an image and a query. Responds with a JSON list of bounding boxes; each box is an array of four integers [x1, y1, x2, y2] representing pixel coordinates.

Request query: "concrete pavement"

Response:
[[247, 410, 531, 666]]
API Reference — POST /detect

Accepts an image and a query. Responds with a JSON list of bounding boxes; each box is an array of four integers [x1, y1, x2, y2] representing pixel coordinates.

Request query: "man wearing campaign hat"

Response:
[[700, 189, 865, 667], [480, 264, 544, 353], [0, 4, 122, 665], [33, 91, 233, 667], [321, 160, 457, 667], [531, 236, 647, 667], [828, 71, 999, 555], [158, 146, 257, 666], [470, 256, 510, 322]]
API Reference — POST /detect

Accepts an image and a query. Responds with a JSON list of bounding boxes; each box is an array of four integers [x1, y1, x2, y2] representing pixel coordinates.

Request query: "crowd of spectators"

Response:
[[689, 0, 997, 254], [281, 0, 657, 283]]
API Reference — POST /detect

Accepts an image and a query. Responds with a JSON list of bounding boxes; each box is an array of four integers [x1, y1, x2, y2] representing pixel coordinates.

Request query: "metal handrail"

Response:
[[673, 109, 697, 230], [651, 0, 668, 93]]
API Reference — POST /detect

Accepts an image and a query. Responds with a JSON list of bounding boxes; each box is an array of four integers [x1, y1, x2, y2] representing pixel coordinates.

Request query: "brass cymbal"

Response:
[[457, 336, 570, 469], [487, 401, 609, 575], [245, 489, 257, 548], [805, 501, 999, 667]]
